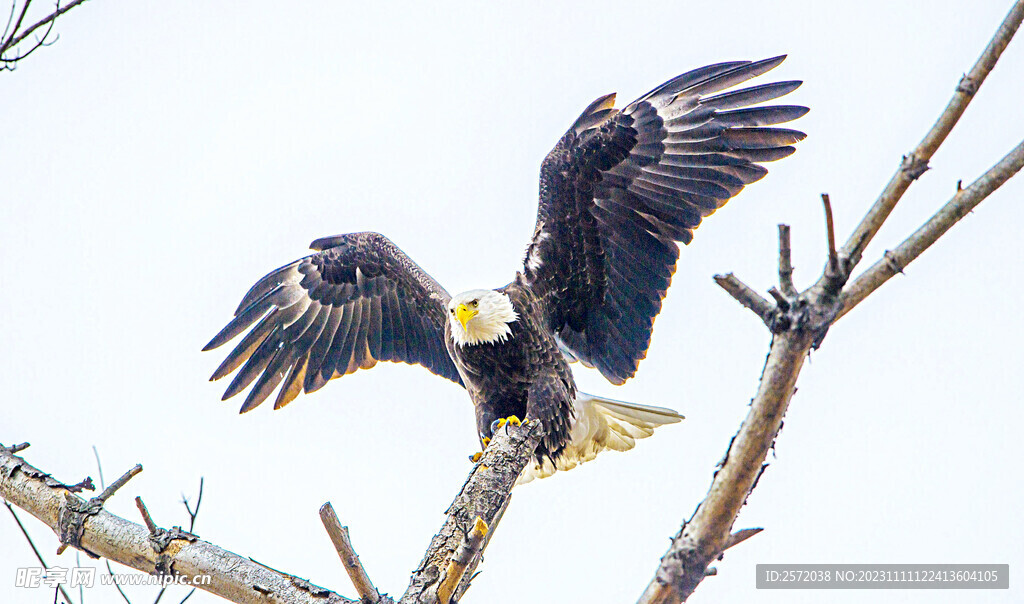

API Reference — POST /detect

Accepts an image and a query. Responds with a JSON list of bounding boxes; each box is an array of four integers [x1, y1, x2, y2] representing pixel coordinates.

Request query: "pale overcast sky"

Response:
[[2, 2, 1022, 603]]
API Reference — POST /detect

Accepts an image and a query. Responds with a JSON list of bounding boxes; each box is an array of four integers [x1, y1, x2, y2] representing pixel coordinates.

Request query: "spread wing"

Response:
[[204, 232, 462, 412], [524, 56, 807, 384]]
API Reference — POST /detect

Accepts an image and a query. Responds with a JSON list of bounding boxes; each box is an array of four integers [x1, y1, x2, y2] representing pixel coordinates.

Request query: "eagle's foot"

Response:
[[489, 415, 523, 435], [469, 451, 483, 463]]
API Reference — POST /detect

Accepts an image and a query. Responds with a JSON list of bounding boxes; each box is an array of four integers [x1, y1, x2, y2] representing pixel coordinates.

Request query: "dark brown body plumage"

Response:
[[445, 277, 575, 462]]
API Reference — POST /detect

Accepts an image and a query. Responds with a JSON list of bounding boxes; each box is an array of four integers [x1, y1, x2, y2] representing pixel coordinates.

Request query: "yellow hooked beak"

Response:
[[456, 303, 478, 330]]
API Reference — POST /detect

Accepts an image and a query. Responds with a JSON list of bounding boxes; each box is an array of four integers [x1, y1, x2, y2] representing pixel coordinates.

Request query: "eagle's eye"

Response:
[[470, 300, 479, 307], [450, 308, 455, 315]]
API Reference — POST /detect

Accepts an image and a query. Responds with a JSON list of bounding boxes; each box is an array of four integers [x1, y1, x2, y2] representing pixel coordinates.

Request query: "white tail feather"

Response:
[[517, 393, 683, 484]]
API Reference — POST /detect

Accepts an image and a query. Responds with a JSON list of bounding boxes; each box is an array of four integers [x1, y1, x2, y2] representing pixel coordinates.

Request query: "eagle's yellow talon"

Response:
[[469, 452, 483, 463], [481, 437, 491, 447], [507, 415, 522, 427]]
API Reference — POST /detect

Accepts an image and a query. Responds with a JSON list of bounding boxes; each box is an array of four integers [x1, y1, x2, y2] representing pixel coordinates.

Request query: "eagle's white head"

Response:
[[448, 289, 518, 347]]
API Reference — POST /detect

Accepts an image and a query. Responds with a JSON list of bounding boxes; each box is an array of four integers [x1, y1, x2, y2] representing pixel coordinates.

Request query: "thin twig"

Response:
[[75, 551, 83, 604], [91, 446, 106, 491], [95, 464, 142, 505], [5, 502, 75, 604], [1, 1, 57, 66], [182, 477, 203, 533], [713, 273, 774, 327], [0, 0, 88, 55], [106, 559, 132, 604], [723, 527, 763, 551], [56, 464, 142, 555], [838, 0, 1024, 272], [319, 502, 380, 604], [821, 194, 840, 280], [91, 448, 131, 604], [2, 0, 31, 50], [838, 137, 1024, 321], [3, 1, 20, 42], [135, 496, 158, 535], [777, 225, 797, 297], [766, 287, 788, 310]]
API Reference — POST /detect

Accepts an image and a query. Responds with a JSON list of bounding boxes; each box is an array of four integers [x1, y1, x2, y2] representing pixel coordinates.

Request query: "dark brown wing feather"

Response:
[[205, 232, 462, 412], [525, 56, 807, 384]]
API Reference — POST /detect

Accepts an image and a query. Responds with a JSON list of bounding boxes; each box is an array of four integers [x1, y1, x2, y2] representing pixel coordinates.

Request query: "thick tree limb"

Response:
[[0, 443, 355, 604], [2, 422, 539, 604], [640, 5, 1024, 601], [838, 0, 1024, 271], [638, 328, 814, 604], [436, 517, 487, 604], [837, 138, 1024, 320], [400, 420, 542, 603]]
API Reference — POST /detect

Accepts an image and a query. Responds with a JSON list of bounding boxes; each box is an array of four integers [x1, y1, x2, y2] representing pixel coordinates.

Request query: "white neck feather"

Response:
[[449, 290, 519, 347]]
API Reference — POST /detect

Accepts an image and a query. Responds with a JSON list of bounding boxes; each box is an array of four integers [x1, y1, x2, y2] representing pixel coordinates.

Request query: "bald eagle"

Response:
[[204, 56, 806, 482]]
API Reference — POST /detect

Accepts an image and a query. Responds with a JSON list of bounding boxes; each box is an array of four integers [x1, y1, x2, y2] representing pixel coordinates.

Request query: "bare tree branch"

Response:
[[0, 0, 91, 70], [320, 502, 385, 604], [837, 137, 1024, 320], [838, 0, 1024, 272], [436, 517, 487, 604], [777, 225, 797, 297], [0, 443, 356, 604], [638, 327, 812, 604], [400, 420, 542, 603], [638, 5, 1024, 601], [1, 422, 540, 604], [712, 273, 774, 327]]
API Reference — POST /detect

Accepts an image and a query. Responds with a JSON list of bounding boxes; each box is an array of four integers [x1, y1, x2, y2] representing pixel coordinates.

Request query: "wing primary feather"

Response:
[[240, 348, 296, 413], [234, 262, 302, 315], [210, 311, 280, 380], [699, 80, 803, 110], [316, 301, 357, 386], [367, 295, 383, 360], [714, 105, 809, 127], [275, 352, 309, 409], [634, 61, 750, 103], [681, 55, 788, 98], [349, 297, 373, 371], [205, 284, 285, 351], [221, 326, 282, 400], [305, 305, 342, 385], [721, 127, 806, 149], [386, 287, 408, 361]]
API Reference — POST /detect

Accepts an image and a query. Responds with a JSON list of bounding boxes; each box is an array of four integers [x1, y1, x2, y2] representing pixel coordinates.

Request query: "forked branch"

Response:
[[838, 0, 1024, 271], [639, 2, 1024, 601], [837, 138, 1024, 319]]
